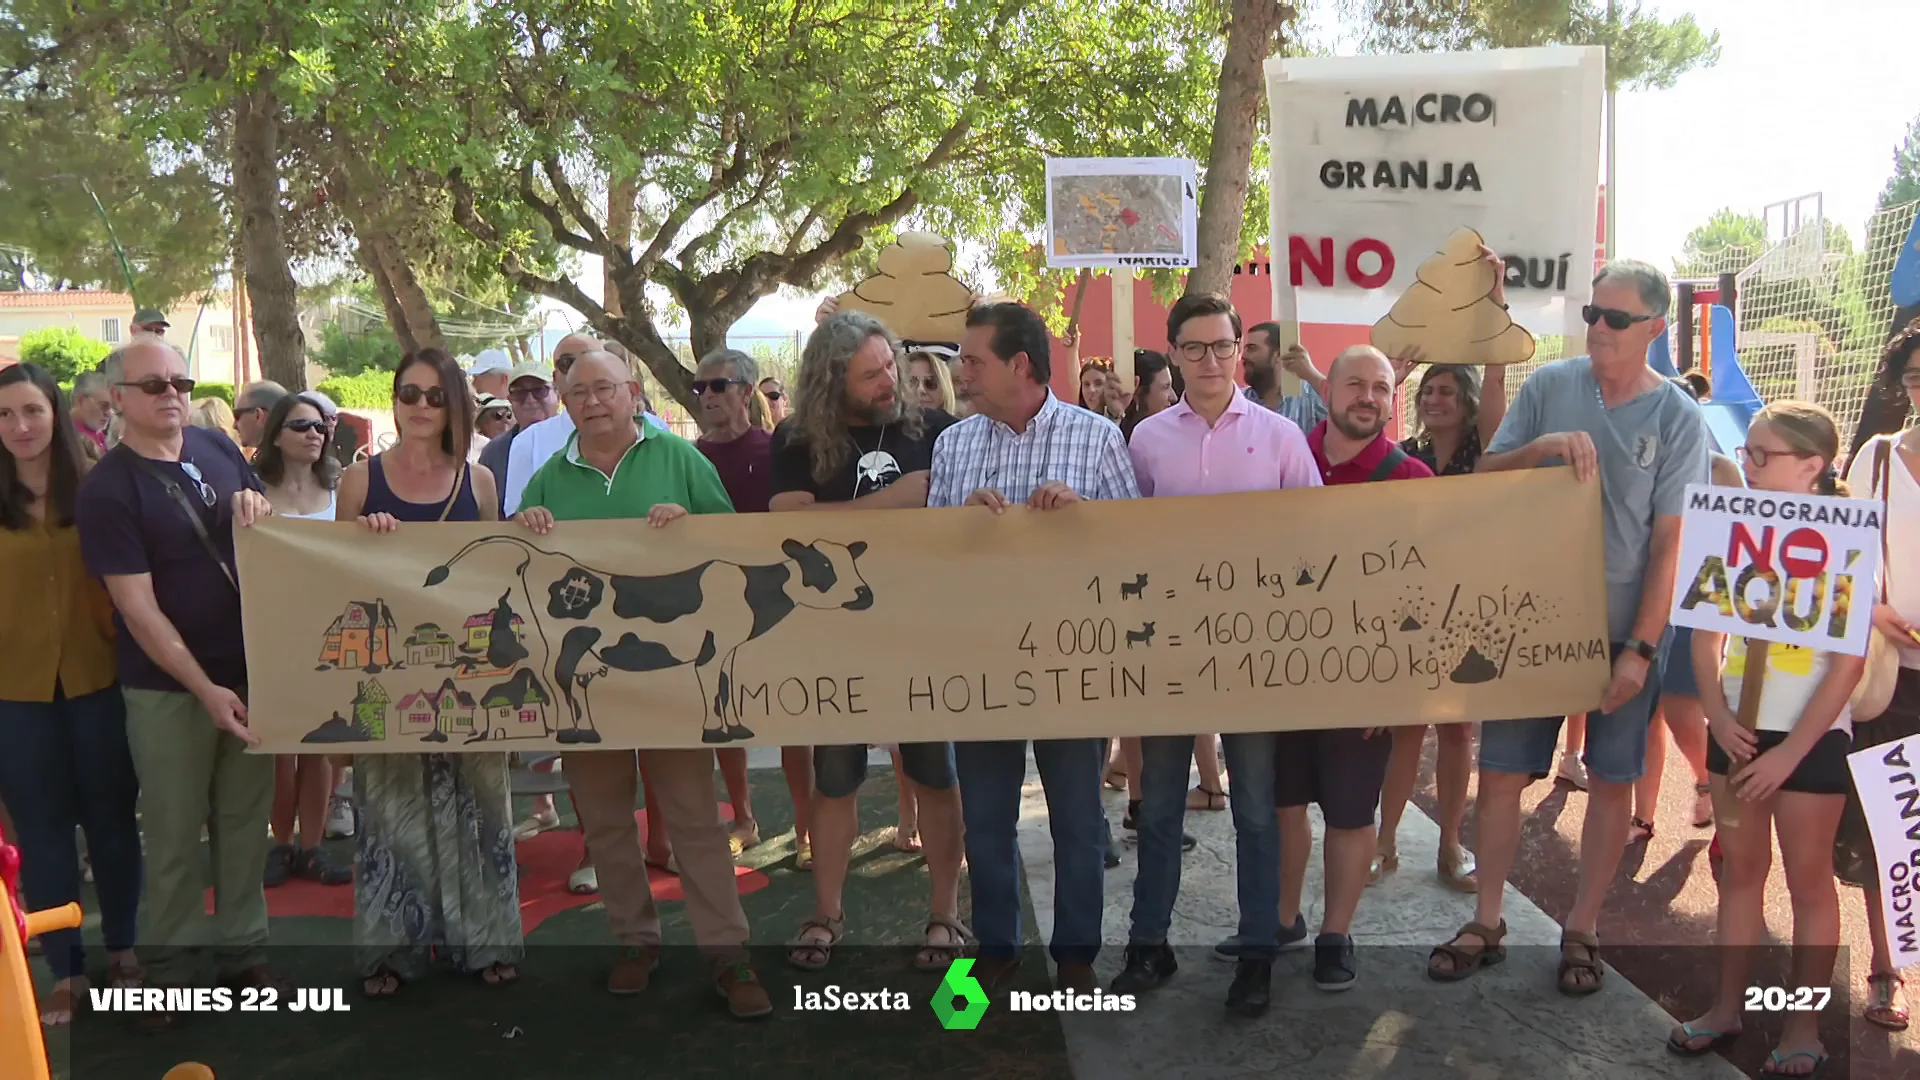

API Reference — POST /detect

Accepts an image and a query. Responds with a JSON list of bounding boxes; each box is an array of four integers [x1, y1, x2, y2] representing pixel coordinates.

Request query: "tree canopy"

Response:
[[1344, 0, 1721, 90]]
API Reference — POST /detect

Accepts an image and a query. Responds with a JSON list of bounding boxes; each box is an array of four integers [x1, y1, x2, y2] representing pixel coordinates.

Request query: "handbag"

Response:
[[1850, 435, 1900, 721], [126, 452, 241, 594]]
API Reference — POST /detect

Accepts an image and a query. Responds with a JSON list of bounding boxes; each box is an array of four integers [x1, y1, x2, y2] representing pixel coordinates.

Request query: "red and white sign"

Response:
[[1671, 485, 1886, 657]]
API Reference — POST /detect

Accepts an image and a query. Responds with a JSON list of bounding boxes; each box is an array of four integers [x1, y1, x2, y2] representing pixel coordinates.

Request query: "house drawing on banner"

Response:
[[432, 679, 477, 736], [457, 610, 525, 679], [351, 679, 391, 740], [405, 623, 458, 667], [317, 599, 399, 671], [475, 669, 552, 741]]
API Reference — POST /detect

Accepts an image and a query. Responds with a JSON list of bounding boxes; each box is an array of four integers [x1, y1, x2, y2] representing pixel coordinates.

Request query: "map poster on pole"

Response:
[[1045, 157, 1199, 270]]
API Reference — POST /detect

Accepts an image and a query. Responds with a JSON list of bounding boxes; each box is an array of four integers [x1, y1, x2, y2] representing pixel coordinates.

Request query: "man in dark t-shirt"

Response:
[[769, 311, 968, 973], [694, 349, 774, 514], [76, 338, 281, 1014]]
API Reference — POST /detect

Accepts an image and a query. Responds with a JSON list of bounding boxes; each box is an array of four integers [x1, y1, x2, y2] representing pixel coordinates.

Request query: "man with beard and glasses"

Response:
[[770, 312, 972, 975], [1276, 345, 1434, 997], [1243, 322, 1329, 431]]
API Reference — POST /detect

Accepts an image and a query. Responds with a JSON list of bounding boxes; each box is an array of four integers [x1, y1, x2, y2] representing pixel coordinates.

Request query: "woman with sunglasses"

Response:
[[758, 376, 788, 426], [905, 349, 958, 414], [1834, 324, 1920, 1033], [253, 394, 351, 890], [0, 362, 143, 1027], [336, 348, 522, 998]]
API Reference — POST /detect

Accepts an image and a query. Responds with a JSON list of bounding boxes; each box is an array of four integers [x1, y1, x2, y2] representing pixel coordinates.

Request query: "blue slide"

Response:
[[1649, 304, 1760, 454]]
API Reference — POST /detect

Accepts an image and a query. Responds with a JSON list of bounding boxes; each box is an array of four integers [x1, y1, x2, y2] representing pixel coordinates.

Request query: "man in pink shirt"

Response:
[[1110, 293, 1321, 1018]]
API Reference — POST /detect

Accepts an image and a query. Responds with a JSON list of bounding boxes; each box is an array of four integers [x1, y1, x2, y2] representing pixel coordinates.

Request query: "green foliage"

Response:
[[316, 369, 394, 410], [1342, 0, 1721, 90], [1674, 209, 1766, 278], [192, 381, 235, 406], [313, 322, 403, 377], [1879, 114, 1920, 212], [18, 326, 110, 382]]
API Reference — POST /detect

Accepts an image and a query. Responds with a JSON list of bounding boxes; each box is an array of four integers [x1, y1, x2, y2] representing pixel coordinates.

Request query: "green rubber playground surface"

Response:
[[41, 766, 1070, 1080]]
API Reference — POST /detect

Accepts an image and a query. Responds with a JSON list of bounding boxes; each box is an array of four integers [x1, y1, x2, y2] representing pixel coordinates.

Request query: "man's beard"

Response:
[[1246, 360, 1277, 396], [852, 395, 903, 427], [1331, 406, 1383, 441]]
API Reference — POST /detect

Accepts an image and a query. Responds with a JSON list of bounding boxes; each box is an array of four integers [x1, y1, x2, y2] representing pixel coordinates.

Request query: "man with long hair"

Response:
[[770, 311, 971, 974]]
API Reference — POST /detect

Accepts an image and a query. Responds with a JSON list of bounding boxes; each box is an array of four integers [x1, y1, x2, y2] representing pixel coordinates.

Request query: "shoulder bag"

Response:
[[126, 452, 241, 594], [1850, 435, 1900, 721]]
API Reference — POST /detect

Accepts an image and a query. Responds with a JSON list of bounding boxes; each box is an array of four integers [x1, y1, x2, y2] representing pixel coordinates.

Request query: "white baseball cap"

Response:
[[509, 362, 554, 385], [468, 348, 515, 377]]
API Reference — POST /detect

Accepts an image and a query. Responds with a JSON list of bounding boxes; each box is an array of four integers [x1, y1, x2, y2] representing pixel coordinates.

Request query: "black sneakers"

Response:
[[1313, 933, 1356, 991], [1210, 913, 1311, 962], [1109, 943, 1178, 994], [1225, 959, 1271, 1017]]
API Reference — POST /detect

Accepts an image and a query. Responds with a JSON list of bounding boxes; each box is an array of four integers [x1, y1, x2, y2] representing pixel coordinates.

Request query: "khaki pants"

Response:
[[564, 749, 749, 962], [122, 688, 276, 984]]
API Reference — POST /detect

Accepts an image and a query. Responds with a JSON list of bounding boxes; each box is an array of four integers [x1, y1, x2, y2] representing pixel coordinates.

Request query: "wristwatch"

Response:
[[1623, 638, 1658, 662]]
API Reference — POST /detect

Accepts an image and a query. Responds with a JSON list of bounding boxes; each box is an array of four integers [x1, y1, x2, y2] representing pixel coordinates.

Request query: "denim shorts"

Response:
[[1479, 640, 1665, 786], [812, 742, 955, 799], [1662, 626, 1700, 698]]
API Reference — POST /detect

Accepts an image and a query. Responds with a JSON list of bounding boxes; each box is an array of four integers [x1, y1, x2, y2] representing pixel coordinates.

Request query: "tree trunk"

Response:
[[366, 230, 445, 354], [605, 176, 638, 318], [232, 88, 308, 391], [359, 243, 418, 353], [1187, 0, 1294, 299]]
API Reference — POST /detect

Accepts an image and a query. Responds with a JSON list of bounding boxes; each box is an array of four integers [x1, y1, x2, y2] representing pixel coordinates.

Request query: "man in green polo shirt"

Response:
[[512, 350, 771, 1019]]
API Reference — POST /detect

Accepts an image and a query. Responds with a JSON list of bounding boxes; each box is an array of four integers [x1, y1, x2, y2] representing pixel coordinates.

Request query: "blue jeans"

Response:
[[1129, 733, 1282, 959], [0, 687, 143, 979], [954, 738, 1106, 965]]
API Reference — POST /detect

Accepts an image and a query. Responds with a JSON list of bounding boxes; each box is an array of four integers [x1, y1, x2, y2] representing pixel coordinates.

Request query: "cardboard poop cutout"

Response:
[[1372, 228, 1536, 367], [835, 232, 975, 343]]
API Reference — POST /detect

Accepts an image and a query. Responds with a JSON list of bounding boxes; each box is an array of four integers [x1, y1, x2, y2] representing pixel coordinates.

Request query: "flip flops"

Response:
[[1759, 1049, 1829, 1077], [1665, 1021, 1741, 1056]]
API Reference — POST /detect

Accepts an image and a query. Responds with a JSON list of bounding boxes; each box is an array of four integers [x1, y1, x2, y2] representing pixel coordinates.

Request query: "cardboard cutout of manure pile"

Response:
[[1372, 228, 1537, 367], [835, 232, 975, 344]]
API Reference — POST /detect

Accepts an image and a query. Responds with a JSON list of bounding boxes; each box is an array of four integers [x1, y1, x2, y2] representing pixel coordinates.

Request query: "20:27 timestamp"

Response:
[[1743, 986, 1833, 1012]]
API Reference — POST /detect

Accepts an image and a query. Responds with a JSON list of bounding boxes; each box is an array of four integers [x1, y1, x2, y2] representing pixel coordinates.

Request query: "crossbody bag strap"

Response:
[[1367, 445, 1410, 483], [126, 452, 241, 594], [438, 461, 469, 522], [1876, 437, 1894, 603]]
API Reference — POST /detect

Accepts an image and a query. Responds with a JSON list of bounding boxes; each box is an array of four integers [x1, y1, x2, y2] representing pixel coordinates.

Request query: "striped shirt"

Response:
[[929, 392, 1139, 507], [1244, 382, 1328, 431]]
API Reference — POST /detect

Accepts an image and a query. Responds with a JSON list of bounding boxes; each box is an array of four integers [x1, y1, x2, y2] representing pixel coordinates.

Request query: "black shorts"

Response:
[[1707, 728, 1852, 795], [1273, 727, 1394, 830]]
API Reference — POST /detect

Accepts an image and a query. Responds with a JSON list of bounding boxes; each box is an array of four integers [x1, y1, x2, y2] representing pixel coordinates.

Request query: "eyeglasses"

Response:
[[178, 461, 217, 508], [118, 377, 195, 396], [1900, 369, 1920, 389], [508, 384, 552, 403], [1176, 339, 1241, 362], [1736, 444, 1816, 468], [283, 418, 329, 434], [564, 381, 625, 404], [395, 384, 448, 409], [1582, 305, 1654, 331]]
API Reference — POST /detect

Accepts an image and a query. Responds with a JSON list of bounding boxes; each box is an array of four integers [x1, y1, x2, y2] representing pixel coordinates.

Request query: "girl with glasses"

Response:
[[335, 349, 522, 998]]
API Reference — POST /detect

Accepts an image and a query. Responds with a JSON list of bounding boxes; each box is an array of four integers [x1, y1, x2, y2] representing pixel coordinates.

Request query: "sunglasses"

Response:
[[395, 384, 448, 409], [118, 377, 195, 396], [906, 376, 941, 391], [283, 418, 329, 434], [692, 378, 744, 396], [179, 461, 217, 508], [762, 389, 783, 401], [554, 352, 581, 374], [1581, 305, 1654, 331], [480, 407, 513, 420], [508, 384, 552, 403]]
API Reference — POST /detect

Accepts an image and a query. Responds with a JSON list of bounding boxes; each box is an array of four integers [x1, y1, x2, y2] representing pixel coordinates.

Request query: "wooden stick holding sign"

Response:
[[1112, 268, 1135, 386], [1266, 73, 1302, 400], [1722, 636, 1770, 828]]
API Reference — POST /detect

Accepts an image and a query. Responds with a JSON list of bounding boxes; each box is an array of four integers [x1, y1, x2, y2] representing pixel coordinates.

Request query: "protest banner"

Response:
[[1846, 737, 1920, 971], [1670, 484, 1885, 656], [1044, 157, 1198, 270], [1264, 46, 1605, 340], [235, 469, 1611, 754]]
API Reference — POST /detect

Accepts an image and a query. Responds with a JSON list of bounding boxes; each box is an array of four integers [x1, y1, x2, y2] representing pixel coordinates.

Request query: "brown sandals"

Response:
[[1558, 930, 1604, 995], [1866, 971, 1910, 1030], [785, 914, 845, 971], [1428, 920, 1507, 981], [913, 915, 975, 972]]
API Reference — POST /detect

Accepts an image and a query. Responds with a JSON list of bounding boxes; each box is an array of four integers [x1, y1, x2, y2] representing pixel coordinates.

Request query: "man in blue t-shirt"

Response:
[[77, 337, 282, 1022], [1427, 260, 1709, 996]]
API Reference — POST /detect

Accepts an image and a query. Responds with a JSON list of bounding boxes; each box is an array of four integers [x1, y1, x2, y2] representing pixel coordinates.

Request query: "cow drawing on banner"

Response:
[[423, 536, 875, 744]]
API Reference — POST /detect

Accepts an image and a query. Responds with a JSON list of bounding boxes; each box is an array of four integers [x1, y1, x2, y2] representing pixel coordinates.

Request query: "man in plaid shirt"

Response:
[[929, 302, 1139, 994]]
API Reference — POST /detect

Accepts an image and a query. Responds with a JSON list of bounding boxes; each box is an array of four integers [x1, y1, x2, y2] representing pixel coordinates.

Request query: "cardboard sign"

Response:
[[1846, 737, 1920, 971], [1265, 47, 1604, 337], [1670, 484, 1885, 656], [234, 469, 1610, 753], [1045, 157, 1199, 269], [835, 232, 976, 344], [1372, 228, 1537, 366]]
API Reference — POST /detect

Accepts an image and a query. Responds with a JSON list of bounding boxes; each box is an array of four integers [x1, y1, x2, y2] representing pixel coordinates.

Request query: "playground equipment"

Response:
[[1651, 272, 1763, 456], [1, 828, 214, 1080]]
